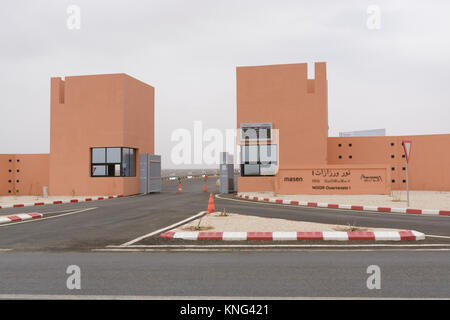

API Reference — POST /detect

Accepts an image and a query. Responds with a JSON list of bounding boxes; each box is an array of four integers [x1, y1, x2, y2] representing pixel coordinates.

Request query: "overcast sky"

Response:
[[1, 0, 449, 168]]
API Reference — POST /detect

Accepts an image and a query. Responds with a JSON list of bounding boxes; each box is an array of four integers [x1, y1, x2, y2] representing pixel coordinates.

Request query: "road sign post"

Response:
[[402, 140, 412, 207]]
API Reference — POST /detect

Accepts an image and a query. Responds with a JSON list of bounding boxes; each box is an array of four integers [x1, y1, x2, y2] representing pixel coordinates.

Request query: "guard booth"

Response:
[[139, 154, 162, 194], [219, 152, 235, 194]]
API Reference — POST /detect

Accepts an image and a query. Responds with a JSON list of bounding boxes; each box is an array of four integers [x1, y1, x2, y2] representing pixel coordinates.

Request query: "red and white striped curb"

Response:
[[0, 195, 124, 210], [0, 213, 43, 225], [237, 193, 450, 217], [161, 230, 425, 241]]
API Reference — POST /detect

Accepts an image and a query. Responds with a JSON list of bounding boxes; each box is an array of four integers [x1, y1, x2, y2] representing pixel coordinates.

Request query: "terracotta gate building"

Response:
[[236, 62, 450, 194], [0, 73, 154, 196]]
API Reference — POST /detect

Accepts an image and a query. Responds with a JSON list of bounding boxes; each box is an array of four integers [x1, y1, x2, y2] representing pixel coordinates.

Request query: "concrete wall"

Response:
[[122, 74, 155, 194], [276, 166, 390, 195], [237, 176, 275, 193], [0, 154, 49, 196], [328, 134, 450, 191], [237, 166, 390, 195]]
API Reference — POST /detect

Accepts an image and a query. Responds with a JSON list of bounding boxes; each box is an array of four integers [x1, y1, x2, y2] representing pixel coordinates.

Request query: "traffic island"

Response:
[[0, 212, 43, 224], [160, 212, 425, 241], [0, 195, 124, 210]]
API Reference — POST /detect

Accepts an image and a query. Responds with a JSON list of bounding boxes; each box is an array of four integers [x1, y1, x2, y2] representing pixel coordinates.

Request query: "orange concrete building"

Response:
[[237, 62, 450, 194], [0, 73, 154, 196]]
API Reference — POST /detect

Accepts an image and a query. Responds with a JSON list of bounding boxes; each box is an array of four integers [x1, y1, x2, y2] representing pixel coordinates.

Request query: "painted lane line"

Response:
[[106, 243, 450, 248], [119, 211, 207, 247], [93, 248, 450, 253], [426, 234, 450, 239], [1, 294, 447, 300]]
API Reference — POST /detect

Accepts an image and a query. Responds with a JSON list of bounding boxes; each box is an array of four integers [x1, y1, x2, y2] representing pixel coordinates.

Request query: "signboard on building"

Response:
[[277, 167, 389, 195]]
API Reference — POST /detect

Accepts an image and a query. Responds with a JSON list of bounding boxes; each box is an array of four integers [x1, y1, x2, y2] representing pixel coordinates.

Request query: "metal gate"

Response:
[[219, 152, 235, 194], [139, 154, 161, 194]]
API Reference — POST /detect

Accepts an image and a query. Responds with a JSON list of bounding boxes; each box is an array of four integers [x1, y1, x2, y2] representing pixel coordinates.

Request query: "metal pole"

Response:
[[406, 160, 409, 207]]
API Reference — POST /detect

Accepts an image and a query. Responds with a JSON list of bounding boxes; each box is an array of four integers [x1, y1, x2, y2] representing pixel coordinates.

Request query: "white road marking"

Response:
[[0, 294, 446, 300], [106, 243, 450, 248], [426, 234, 450, 239], [0, 249, 12, 252], [98, 242, 450, 252], [93, 248, 450, 253], [215, 194, 448, 219], [119, 211, 207, 247], [0, 207, 97, 227]]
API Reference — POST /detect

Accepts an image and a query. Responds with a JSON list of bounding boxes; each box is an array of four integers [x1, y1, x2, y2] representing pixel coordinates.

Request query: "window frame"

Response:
[[240, 144, 277, 176], [90, 147, 136, 177], [240, 123, 272, 142]]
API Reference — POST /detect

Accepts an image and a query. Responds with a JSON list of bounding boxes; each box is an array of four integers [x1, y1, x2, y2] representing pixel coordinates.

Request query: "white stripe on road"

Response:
[[103, 243, 450, 248], [119, 211, 207, 247], [0, 294, 447, 300], [93, 248, 450, 253], [426, 234, 450, 239]]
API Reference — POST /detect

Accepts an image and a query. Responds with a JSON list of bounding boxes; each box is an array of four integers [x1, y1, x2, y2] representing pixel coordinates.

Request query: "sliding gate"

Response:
[[139, 154, 162, 194]]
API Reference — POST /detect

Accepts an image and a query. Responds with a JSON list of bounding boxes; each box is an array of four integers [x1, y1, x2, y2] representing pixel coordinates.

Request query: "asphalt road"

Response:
[[0, 178, 449, 251], [0, 179, 217, 251], [0, 251, 448, 298], [0, 178, 449, 298]]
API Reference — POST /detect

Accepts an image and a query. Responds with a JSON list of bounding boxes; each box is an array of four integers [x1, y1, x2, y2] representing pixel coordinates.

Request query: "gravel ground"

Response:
[[172, 212, 399, 232], [241, 190, 450, 210]]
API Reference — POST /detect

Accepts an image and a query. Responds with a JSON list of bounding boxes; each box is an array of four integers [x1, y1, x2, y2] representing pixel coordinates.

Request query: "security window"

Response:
[[259, 144, 277, 163], [240, 123, 272, 142], [92, 165, 107, 176], [106, 148, 121, 163], [91, 147, 136, 177], [241, 145, 259, 164], [240, 144, 277, 176]]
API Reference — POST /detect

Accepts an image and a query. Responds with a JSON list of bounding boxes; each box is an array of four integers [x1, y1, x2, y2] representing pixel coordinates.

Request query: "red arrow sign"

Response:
[[402, 140, 412, 162]]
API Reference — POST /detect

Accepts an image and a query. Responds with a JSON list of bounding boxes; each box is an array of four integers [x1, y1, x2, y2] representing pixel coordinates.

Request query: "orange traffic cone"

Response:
[[207, 193, 215, 214], [177, 182, 183, 193]]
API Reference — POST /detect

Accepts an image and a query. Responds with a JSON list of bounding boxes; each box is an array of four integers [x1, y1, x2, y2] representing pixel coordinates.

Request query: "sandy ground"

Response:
[[173, 212, 400, 232], [240, 191, 450, 210], [0, 195, 107, 206]]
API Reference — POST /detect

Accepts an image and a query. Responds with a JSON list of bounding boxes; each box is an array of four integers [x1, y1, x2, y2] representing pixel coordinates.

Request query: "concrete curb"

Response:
[[0, 195, 124, 210], [160, 230, 425, 241], [237, 193, 450, 217], [0, 212, 43, 225]]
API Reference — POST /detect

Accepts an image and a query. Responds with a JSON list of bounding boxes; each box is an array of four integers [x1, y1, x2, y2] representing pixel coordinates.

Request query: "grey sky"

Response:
[[1, 0, 449, 168]]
